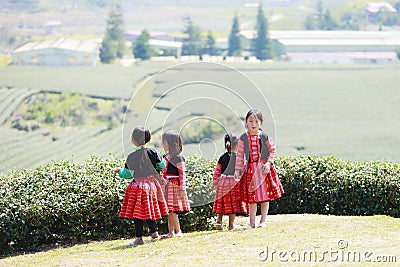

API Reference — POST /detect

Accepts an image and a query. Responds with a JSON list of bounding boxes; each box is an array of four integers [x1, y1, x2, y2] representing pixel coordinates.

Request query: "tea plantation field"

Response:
[[0, 61, 399, 174]]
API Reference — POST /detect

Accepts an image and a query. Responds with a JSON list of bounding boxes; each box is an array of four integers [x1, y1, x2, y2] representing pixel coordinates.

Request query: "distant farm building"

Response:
[[124, 31, 176, 42], [12, 38, 101, 66], [235, 30, 400, 64], [271, 31, 400, 64], [124, 31, 182, 57], [366, 2, 397, 22]]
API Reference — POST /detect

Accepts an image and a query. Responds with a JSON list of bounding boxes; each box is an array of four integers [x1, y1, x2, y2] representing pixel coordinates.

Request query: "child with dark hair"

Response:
[[115, 126, 168, 246], [212, 133, 248, 230], [235, 109, 284, 228], [160, 129, 190, 239]]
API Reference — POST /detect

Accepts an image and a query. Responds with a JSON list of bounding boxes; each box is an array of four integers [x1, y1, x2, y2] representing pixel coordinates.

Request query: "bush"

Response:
[[271, 156, 400, 217], [0, 156, 131, 255], [0, 155, 216, 255], [1, 155, 399, 255]]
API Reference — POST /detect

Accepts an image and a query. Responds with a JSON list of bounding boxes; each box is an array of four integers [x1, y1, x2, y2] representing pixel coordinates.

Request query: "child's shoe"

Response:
[[215, 223, 223, 230], [161, 233, 174, 239], [257, 222, 266, 228], [175, 231, 184, 237], [151, 232, 161, 242], [128, 237, 144, 247]]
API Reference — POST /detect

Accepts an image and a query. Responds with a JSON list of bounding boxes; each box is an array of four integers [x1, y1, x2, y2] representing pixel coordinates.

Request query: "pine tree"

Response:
[[133, 30, 152, 60], [254, 5, 271, 60], [99, 36, 117, 63], [316, 0, 324, 30], [205, 30, 218, 56], [322, 10, 338, 30], [228, 14, 241, 56], [182, 17, 202, 56], [305, 15, 316, 30], [99, 5, 126, 63]]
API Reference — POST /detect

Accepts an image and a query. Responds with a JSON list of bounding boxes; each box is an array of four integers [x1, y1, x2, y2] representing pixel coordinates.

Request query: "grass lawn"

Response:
[[1, 214, 398, 266]]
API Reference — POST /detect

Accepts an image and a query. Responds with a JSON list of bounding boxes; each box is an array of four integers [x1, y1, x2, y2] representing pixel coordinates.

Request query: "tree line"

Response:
[[99, 2, 400, 63], [99, 4, 272, 62], [305, 0, 400, 31]]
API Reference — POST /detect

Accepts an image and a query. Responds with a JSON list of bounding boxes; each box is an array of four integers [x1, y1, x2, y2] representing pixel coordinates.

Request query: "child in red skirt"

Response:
[[235, 109, 284, 228], [115, 126, 168, 246], [160, 129, 190, 239], [213, 133, 248, 230]]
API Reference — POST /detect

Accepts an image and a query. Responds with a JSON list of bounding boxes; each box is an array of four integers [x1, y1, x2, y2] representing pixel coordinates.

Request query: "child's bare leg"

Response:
[[171, 213, 181, 233], [215, 214, 223, 230], [171, 213, 183, 236], [216, 214, 223, 224], [249, 203, 257, 228], [228, 214, 236, 230], [259, 202, 269, 225], [167, 213, 174, 236]]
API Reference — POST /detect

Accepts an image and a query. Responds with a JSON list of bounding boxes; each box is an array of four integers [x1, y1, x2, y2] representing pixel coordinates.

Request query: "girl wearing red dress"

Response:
[[115, 126, 168, 246], [212, 133, 248, 230], [235, 109, 284, 228], [161, 130, 190, 238]]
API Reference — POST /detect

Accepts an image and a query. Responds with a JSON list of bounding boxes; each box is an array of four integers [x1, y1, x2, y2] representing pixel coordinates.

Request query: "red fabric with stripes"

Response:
[[119, 175, 168, 220], [236, 131, 284, 203], [212, 165, 249, 215], [162, 156, 191, 213]]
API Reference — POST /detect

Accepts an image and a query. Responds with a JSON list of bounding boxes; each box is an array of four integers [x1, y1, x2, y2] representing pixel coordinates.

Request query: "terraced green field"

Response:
[[0, 62, 399, 174]]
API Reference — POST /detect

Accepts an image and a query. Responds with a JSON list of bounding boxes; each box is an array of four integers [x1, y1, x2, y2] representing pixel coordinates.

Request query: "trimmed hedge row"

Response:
[[1, 155, 399, 255], [271, 156, 400, 217], [0, 156, 216, 255]]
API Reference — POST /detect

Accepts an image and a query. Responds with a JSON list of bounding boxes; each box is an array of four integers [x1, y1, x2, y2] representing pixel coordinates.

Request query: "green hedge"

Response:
[[1, 155, 399, 255], [0, 156, 216, 255], [270, 156, 400, 217]]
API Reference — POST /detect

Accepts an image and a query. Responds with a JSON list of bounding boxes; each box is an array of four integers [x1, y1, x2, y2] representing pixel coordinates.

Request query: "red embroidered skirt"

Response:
[[213, 175, 249, 215], [240, 162, 284, 204], [120, 175, 168, 220], [164, 177, 190, 213]]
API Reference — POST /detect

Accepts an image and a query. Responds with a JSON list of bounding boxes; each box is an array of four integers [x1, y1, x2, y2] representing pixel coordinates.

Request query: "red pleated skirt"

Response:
[[240, 162, 284, 204], [213, 175, 249, 215], [164, 177, 191, 213], [120, 175, 168, 220]]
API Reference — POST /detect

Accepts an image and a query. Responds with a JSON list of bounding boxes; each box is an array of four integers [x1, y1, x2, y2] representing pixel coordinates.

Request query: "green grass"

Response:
[[1, 214, 398, 266], [0, 54, 11, 66], [0, 62, 172, 99], [136, 62, 400, 161], [242, 64, 400, 161]]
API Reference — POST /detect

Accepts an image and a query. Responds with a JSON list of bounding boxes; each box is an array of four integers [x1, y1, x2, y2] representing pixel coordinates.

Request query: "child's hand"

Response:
[[180, 189, 186, 198], [212, 178, 220, 186], [113, 168, 119, 174], [262, 162, 271, 174], [234, 170, 242, 181]]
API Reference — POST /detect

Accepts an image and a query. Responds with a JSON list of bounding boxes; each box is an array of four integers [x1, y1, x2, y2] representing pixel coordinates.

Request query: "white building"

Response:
[[148, 39, 182, 57], [232, 30, 400, 64], [12, 38, 101, 66], [271, 30, 400, 64]]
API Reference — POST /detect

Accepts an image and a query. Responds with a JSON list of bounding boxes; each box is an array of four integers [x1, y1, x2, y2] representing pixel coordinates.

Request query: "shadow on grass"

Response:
[[108, 230, 226, 251]]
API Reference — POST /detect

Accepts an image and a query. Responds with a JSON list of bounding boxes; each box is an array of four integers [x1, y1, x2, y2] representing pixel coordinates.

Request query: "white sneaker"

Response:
[[175, 231, 184, 237], [257, 222, 266, 228]]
